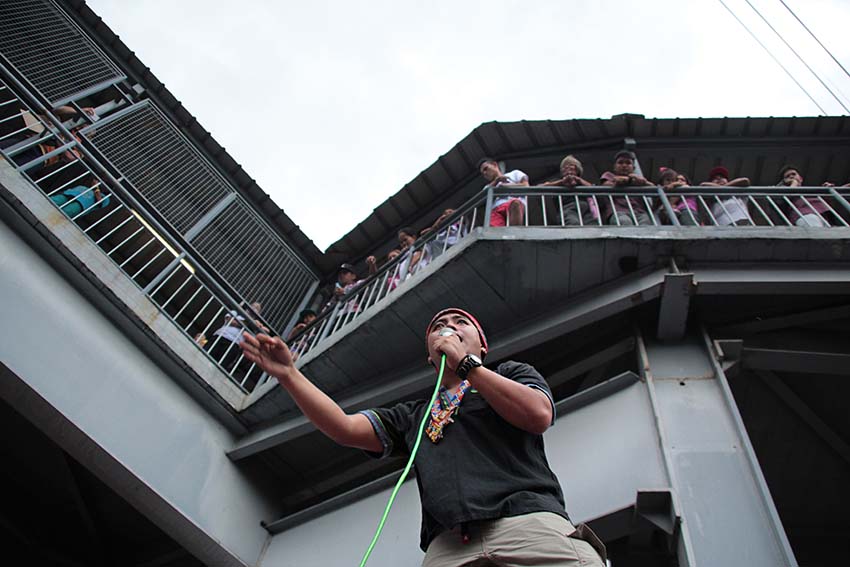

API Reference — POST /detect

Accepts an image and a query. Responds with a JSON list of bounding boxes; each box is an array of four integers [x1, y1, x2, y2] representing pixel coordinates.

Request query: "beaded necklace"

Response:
[[425, 380, 470, 443]]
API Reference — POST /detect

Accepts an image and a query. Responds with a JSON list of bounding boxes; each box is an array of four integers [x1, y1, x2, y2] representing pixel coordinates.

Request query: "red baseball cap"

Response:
[[426, 308, 488, 356], [708, 166, 729, 180]]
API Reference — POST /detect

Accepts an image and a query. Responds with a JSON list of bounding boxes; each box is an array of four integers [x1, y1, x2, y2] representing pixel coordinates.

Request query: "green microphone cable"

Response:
[[358, 353, 447, 567]]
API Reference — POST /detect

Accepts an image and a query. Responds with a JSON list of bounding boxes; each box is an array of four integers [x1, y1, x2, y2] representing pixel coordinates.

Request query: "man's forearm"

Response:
[[466, 367, 552, 434], [276, 369, 380, 451]]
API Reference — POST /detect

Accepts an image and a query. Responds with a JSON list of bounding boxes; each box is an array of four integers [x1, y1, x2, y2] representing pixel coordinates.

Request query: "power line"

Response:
[[778, 0, 850, 80], [743, 0, 849, 113], [715, 0, 827, 114]]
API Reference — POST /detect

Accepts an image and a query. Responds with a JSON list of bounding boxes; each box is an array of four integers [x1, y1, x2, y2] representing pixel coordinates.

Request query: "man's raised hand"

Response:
[[241, 333, 295, 380]]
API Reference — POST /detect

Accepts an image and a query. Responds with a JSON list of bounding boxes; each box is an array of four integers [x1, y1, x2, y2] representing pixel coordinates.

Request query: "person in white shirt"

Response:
[[478, 158, 529, 227], [700, 166, 753, 226]]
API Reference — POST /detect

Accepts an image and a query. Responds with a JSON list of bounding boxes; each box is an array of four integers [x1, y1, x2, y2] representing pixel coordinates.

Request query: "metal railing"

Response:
[[483, 185, 850, 228], [288, 198, 487, 361], [0, 72, 271, 393], [287, 183, 850, 361]]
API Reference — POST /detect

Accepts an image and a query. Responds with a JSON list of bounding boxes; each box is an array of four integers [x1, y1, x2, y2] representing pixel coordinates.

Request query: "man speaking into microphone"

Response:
[[240, 308, 605, 566]]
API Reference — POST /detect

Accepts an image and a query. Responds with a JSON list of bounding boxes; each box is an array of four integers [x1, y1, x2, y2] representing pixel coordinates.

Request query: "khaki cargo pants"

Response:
[[422, 512, 606, 567]]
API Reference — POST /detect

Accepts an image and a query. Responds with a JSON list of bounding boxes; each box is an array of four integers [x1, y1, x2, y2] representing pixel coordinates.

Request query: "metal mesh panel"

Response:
[[192, 199, 317, 331], [0, 0, 125, 104], [83, 102, 231, 233]]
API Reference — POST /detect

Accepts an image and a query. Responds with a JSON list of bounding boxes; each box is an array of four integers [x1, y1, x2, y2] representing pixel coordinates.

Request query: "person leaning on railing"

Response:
[[48, 176, 110, 220], [540, 155, 598, 226], [287, 308, 318, 360], [478, 157, 529, 227], [326, 261, 377, 315], [657, 168, 699, 225], [209, 301, 268, 378], [384, 248, 404, 292], [599, 150, 654, 225], [699, 166, 752, 226], [775, 165, 842, 227], [420, 208, 470, 260], [397, 226, 429, 279]]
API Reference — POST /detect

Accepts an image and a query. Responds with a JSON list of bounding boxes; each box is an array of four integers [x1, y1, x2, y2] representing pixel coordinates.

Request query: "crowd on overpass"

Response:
[[317, 149, 850, 333]]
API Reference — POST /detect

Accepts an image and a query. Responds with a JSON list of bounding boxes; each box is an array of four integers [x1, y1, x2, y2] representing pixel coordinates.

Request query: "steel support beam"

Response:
[[636, 330, 798, 567], [714, 304, 850, 337], [755, 370, 850, 466], [657, 272, 693, 340], [743, 347, 850, 375], [547, 337, 635, 390], [693, 266, 850, 295]]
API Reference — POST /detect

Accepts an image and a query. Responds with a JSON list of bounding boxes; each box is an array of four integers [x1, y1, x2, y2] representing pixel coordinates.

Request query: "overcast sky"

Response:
[[86, 0, 850, 250]]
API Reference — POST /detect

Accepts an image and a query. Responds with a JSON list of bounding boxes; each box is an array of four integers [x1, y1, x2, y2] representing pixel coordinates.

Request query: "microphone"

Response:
[[439, 328, 456, 337]]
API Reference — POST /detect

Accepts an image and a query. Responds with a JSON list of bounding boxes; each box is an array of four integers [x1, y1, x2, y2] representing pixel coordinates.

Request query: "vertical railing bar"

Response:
[[150, 264, 184, 297], [807, 196, 831, 226], [609, 195, 620, 226], [130, 247, 170, 280], [643, 195, 659, 226], [174, 286, 205, 321], [828, 187, 850, 216], [186, 296, 217, 333], [160, 273, 194, 310], [105, 226, 145, 257], [657, 187, 679, 226], [539, 194, 547, 227], [713, 195, 736, 226], [94, 213, 135, 245], [698, 195, 718, 226], [31, 158, 78, 184], [764, 195, 792, 226], [625, 193, 638, 225], [783, 195, 807, 227], [740, 192, 757, 225], [818, 195, 848, 227], [117, 236, 157, 269], [43, 168, 93, 198], [483, 187, 494, 228], [747, 196, 774, 227]]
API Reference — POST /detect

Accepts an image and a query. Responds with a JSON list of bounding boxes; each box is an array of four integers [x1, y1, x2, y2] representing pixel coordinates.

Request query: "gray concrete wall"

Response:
[[0, 217, 275, 567]]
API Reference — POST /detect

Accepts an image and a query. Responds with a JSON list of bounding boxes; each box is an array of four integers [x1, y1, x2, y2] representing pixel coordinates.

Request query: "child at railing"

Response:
[[329, 261, 377, 315], [657, 168, 699, 225], [397, 226, 428, 278], [420, 208, 470, 259], [209, 301, 268, 382], [599, 150, 654, 225], [384, 249, 403, 292], [49, 178, 110, 220], [700, 166, 753, 226]]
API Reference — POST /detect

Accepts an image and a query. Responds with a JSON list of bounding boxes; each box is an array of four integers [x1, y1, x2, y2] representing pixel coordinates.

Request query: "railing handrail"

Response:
[[0, 61, 273, 336], [288, 191, 488, 346], [489, 184, 847, 196], [288, 183, 850, 359]]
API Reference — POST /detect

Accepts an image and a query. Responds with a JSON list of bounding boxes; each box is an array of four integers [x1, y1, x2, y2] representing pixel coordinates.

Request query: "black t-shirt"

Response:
[[360, 361, 568, 552]]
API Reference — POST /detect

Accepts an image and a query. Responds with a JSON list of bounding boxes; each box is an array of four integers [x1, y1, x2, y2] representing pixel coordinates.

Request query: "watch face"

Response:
[[468, 354, 482, 365]]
